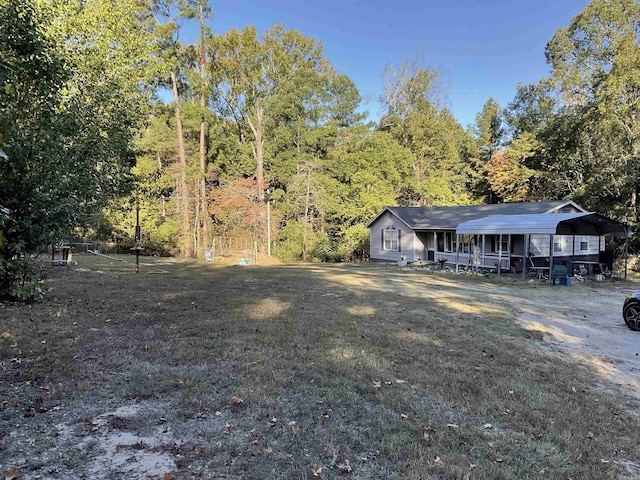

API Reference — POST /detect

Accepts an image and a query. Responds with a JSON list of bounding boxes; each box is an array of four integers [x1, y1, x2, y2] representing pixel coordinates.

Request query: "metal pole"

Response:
[[266, 189, 271, 257], [135, 197, 140, 274]]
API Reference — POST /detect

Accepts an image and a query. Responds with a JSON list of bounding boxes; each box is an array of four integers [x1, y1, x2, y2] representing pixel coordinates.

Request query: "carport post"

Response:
[[497, 234, 502, 278], [523, 234, 530, 280], [549, 234, 554, 283], [455, 233, 460, 273]]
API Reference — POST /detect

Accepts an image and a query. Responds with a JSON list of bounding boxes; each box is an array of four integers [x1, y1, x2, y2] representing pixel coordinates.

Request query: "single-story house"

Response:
[[366, 201, 629, 278]]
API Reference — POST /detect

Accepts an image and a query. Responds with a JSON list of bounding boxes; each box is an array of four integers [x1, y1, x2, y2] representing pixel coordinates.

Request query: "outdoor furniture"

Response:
[[528, 254, 549, 281], [437, 258, 448, 270], [551, 265, 568, 285]]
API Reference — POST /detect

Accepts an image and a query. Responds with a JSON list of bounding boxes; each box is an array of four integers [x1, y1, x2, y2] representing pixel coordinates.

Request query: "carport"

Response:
[[455, 212, 630, 281]]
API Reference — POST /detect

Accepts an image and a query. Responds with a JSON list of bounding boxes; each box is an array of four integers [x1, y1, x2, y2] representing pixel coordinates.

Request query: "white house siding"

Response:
[[369, 211, 422, 262], [529, 234, 603, 257]]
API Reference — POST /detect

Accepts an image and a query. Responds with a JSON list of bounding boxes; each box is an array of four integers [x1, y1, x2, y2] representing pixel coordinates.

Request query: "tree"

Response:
[[210, 25, 328, 202], [0, 0, 152, 299], [326, 128, 413, 228], [470, 98, 505, 202], [152, 0, 196, 256], [485, 133, 539, 202], [379, 62, 474, 206], [544, 0, 640, 221]]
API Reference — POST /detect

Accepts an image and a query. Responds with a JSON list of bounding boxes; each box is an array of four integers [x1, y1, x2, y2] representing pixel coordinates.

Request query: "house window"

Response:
[[459, 234, 473, 254], [491, 235, 509, 254], [553, 240, 562, 253], [436, 232, 455, 252], [383, 229, 399, 251], [574, 236, 589, 251]]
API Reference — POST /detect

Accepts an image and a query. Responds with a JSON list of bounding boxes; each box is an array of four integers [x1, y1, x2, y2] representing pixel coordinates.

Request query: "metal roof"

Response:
[[366, 201, 583, 229], [456, 212, 628, 236]]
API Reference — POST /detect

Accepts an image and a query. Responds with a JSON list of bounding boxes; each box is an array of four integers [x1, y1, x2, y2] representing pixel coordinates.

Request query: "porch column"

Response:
[[482, 234, 486, 269], [508, 234, 512, 274], [498, 234, 502, 278], [523, 234, 530, 280], [455, 233, 460, 273], [434, 232, 437, 263], [548, 234, 554, 283]]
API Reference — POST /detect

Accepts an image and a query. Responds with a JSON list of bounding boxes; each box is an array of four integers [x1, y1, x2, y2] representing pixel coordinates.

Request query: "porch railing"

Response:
[[434, 252, 511, 270]]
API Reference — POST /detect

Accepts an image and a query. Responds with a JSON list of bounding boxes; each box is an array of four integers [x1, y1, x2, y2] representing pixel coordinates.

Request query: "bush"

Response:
[[312, 233, 347, 263], [1, 255, 47, 301], [0, 207, 48, 301]]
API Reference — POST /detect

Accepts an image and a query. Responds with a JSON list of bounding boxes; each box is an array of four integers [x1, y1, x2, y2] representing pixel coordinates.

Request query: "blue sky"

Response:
[[194, 0, 589, 128]]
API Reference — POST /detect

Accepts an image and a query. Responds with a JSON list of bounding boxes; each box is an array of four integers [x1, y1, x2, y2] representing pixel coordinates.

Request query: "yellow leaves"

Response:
[[1, 331, 13, 339], [317, 413, 329, 425], [4, 467, 20, 480]]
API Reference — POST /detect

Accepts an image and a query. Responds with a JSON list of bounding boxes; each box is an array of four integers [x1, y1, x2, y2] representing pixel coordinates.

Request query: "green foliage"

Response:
[[311, 232, 346, 263], [272, 221, 305, 261], [503, 0, 640, 227], [379, 63, 475, 206], [470, 98, 506, 202], [0, 0, 153, 299], [339, 224, 370, 261]]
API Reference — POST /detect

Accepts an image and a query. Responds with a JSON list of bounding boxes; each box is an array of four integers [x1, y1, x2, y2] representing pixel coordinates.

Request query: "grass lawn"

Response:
[[1, 254, 639, 479]]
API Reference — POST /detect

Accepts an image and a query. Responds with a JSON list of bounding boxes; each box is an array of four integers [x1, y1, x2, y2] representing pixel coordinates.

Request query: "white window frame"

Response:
[[383, 229, 399, 251], [553, 239, 562, 253], [491, 235, 509, 254], [436, 232, 456, 253], [578, 236, 589, 251]]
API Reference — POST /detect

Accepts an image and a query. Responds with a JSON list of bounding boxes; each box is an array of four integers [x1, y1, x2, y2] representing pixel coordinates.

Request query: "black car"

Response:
[[623, 292, 640, 331]]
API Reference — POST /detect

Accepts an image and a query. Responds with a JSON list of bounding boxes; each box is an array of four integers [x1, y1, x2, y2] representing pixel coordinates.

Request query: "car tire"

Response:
[[623, 300, 640, 331]]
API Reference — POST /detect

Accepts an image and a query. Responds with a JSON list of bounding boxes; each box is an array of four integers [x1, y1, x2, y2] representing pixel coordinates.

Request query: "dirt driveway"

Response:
[[324, 265, 640, 399]]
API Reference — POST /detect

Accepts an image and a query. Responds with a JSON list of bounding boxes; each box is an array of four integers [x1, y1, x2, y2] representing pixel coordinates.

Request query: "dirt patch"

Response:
[[341, 266, 640, 398]]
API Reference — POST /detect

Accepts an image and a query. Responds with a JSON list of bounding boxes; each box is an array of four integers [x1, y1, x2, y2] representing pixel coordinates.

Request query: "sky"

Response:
[[194, 0, 590, 128]]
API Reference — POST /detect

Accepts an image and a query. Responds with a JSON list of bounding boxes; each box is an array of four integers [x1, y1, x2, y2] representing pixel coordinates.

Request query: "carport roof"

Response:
[[456, 212, 628, 237]]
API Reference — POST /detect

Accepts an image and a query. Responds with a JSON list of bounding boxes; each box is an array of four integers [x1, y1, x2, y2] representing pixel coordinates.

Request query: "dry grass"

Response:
[[1, 254, 639, 479]]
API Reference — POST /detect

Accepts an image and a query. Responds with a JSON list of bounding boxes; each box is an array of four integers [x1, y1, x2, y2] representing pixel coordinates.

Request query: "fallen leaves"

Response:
[[4, 467, 20, 480]]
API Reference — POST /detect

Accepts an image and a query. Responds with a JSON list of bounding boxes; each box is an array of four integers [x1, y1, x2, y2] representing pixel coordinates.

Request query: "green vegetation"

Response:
[[1, 0, 639, 300]]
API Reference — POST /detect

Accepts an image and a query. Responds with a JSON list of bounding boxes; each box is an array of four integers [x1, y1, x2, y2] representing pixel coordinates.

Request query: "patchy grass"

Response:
[[1, 254, 639, 479]]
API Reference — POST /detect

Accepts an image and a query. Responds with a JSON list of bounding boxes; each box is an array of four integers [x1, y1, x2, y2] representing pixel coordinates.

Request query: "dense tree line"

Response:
[[1, 0, 638, 299]]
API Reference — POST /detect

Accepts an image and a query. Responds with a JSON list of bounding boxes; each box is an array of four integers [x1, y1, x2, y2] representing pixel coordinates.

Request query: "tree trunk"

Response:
[[303, 166, 311, 261], [198, 2, 208, 257], [171, 69, 192, 258], [247, 98, 265, 202]]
